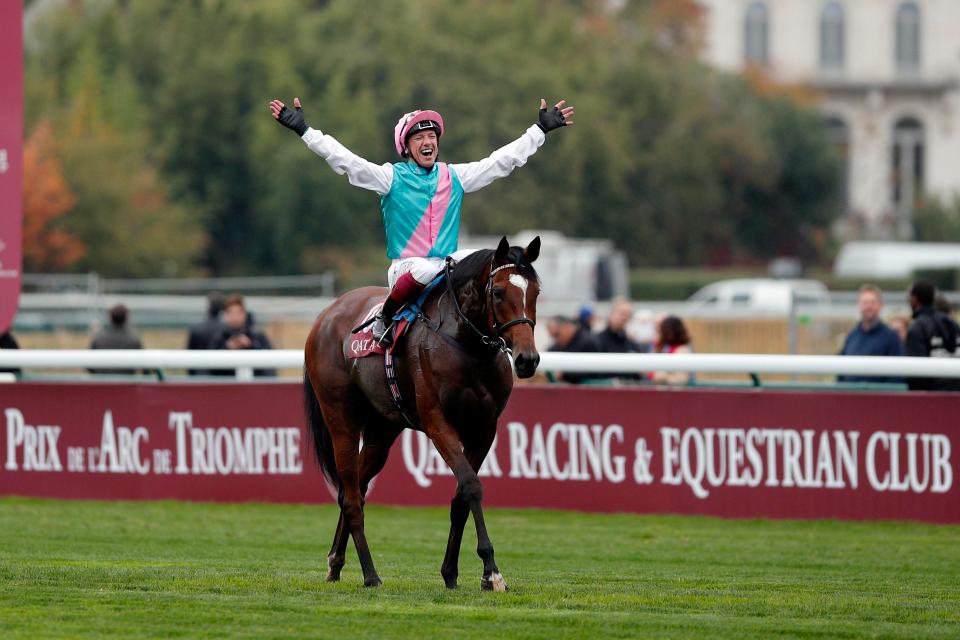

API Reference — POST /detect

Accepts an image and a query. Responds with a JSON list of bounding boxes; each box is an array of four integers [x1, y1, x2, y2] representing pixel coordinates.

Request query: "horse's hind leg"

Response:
[[319, 404, 383, 587], [429, 424, 506, 592], [326, 424, 402, 582], [440, 430, 495, 589]]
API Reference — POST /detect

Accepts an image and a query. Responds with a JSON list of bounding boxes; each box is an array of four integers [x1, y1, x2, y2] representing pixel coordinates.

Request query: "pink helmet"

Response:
[[394, 109, 444, 156]]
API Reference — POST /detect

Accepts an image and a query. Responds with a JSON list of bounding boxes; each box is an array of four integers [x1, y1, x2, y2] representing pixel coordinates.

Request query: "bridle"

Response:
[[444, 257, 536, 354]]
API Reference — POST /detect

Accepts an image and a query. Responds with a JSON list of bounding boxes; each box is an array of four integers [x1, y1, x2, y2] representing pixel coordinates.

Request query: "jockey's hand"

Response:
[[537, 98, 574, 133], [270, 97, 309, 136]]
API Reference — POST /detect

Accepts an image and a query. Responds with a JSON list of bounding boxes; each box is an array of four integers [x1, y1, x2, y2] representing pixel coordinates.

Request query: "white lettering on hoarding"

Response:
[[168, 411, 301, 476], [402, 431, 502, 488], [4, 408, 62, 472]]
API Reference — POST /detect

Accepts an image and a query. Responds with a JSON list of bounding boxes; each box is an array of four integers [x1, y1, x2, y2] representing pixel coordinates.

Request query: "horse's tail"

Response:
[[303, 368, 341, 490]]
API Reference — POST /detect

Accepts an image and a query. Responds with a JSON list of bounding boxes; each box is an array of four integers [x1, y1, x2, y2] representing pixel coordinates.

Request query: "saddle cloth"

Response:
[[346, 273, 445, 359]]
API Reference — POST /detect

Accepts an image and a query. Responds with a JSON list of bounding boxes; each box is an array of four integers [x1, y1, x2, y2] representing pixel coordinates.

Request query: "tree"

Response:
[[22, 121, 85, 271], [23, 0, 843, 278]]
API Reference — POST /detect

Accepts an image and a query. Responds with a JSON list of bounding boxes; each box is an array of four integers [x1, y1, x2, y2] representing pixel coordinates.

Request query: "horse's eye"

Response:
[[492, 288, 505, 301]]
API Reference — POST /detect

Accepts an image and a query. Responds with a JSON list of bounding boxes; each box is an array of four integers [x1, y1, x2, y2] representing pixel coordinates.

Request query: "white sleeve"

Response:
[[449, 125, 546, 194], [301, 127, 393, 195]]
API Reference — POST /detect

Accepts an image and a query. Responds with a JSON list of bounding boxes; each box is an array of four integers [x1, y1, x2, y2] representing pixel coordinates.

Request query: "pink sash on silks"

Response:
[[400, 163, 452, 259]]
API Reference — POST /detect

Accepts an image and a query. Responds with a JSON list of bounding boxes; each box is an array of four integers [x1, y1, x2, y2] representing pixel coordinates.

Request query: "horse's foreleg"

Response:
[[440, 432, 495, 589], [326, 426, 401, 582], [429, 426, 506, 592]]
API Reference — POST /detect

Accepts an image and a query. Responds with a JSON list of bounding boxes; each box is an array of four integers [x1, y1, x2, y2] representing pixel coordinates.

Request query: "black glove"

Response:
[[537, 105, 567, 133], [277, 103, 309, 137]]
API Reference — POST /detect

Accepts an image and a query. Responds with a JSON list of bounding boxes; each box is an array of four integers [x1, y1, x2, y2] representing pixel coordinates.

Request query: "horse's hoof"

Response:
[[325, 572, 340, 583], [481, 572, 508, 592], [364, 577, 382, 588], [441, 569, 458, 589]]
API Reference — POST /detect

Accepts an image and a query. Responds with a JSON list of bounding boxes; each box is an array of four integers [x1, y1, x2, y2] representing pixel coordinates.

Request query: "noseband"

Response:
[[444, 257, 536, 353]]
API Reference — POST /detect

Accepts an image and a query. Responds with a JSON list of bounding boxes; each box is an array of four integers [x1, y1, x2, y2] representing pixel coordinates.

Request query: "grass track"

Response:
[[1, 498, 958, 639]]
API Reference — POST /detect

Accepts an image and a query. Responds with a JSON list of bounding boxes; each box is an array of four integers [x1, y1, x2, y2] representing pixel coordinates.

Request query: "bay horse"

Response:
[[303, 236, 541, 590]]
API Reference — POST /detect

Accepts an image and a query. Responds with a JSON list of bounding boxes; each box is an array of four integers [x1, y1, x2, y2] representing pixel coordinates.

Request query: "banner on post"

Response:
[[0, 2, 22, 333]]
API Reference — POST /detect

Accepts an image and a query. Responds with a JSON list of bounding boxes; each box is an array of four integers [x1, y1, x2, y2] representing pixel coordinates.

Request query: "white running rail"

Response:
[[1, 350, 959, 379]]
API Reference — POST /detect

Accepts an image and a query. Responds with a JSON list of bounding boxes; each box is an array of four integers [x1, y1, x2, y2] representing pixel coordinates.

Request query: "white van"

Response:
[[686, 279, 830, 314]]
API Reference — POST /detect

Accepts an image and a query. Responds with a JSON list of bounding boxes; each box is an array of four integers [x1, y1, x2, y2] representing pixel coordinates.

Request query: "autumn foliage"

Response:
[[22, 121, 86, 271]]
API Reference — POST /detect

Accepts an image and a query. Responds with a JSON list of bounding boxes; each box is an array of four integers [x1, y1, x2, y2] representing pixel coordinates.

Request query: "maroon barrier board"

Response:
[[0, 3, 22, 333], [1, 383, 958, 523]]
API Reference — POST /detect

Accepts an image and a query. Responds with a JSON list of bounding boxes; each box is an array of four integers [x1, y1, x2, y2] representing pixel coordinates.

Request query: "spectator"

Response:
[[596, 298, 643, 382], [546, 315, 600, 384], [577, 305, 596, 332], [651, 315, 693, 386], [89, 304, 143, 375], [888, 315, 910, 345], [210, 295, 275, 377], [186, 293, 225, 376], [596, 298, 643, 354], [905, 281, 960, 391], [837, 285, 903, 383], [0, 330, 20, 377]]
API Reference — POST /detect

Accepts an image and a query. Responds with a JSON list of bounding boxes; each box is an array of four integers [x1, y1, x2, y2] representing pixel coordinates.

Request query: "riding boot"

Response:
[[373, 272, 427, 347], [371, 297, 401, 346]]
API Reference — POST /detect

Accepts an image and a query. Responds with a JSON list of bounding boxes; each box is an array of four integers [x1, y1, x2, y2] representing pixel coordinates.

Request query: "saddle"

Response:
[[347, 272, 446, 359]]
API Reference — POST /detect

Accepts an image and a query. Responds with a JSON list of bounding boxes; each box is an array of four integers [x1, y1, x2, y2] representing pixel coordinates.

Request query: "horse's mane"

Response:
[[448, 247, 539, 292]]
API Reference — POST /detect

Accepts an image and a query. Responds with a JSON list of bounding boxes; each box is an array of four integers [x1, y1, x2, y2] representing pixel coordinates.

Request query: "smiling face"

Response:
[[405, 130, 439, 169]]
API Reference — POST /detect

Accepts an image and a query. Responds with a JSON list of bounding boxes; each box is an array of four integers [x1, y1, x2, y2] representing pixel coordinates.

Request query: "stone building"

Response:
[[698, 0, 960, 239]]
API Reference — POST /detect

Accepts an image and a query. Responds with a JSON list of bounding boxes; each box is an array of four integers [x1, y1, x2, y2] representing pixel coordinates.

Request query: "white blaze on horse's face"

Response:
[[508, 274, 529, 318]]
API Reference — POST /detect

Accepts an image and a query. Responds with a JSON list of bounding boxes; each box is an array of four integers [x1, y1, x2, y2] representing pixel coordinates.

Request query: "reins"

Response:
[[443, 256, 535, 355]]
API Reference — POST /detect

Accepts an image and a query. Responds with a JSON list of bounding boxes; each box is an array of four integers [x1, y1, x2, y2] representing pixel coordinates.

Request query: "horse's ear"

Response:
[[495, 236, 510, 264], [523, 236, 541, 263]]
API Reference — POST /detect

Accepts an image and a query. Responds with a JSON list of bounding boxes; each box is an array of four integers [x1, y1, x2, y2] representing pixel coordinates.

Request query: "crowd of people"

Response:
[[544, 280, 960, 390], [545, 298, 694, 386], [838, 281, 960, 391], [81, 293, 275, 377]]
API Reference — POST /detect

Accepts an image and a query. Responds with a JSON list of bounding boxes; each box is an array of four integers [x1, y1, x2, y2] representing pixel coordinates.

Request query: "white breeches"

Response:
[[388, 250, 473, 289]]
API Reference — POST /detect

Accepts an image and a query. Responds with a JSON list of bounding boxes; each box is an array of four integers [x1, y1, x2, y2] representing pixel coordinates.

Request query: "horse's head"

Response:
[[489, 236, 541, 378]]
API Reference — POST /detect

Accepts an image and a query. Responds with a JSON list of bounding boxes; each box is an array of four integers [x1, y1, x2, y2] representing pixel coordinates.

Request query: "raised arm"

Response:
[[450, 98, 574, 194], [270, 97, 393, 195]]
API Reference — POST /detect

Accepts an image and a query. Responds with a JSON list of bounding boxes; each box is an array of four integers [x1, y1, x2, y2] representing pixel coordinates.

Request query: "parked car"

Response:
[[686, 279, 830, 313]]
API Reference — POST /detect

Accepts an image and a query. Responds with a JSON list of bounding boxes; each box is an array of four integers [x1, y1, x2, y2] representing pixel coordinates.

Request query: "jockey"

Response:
[[269, 96, 575, 345]]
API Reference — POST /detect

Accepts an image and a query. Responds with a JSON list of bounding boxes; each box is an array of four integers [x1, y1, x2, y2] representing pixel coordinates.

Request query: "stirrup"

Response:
[[371, 315, 393, 347]]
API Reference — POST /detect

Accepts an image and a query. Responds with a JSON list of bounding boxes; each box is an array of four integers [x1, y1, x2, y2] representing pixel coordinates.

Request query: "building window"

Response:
[[895, 2, 921, 74], [820, 2, 845, 72], [826, 117, 850, 208], [892, 117, 924, 232], [744, 2, 769, 66]]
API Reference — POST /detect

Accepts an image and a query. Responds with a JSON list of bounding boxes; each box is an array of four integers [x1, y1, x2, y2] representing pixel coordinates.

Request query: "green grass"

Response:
[[1, 498, 958, 639]]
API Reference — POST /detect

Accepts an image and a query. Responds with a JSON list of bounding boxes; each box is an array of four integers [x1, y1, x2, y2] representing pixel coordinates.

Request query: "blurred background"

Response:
[[10, 0, 960, 365]]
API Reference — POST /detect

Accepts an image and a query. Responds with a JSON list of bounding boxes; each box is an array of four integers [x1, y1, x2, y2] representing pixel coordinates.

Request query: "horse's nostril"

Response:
[[533, 354, 541, 368]]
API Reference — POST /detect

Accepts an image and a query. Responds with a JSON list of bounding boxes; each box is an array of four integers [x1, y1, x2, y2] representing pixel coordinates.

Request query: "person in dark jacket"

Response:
[[210, 295, 275, 377], [838, 284, 903, 383], [597, 298, 643, 354], [547, 315, 600, 384], [596, 298, 643, 381], [89, 304, 143, 375], [186, 292, 225, 375], [905, 281, 960, 391]]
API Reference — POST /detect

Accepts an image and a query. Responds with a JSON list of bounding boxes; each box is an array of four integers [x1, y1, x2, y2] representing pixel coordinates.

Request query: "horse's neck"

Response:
[[442, 274, 489, 345]]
